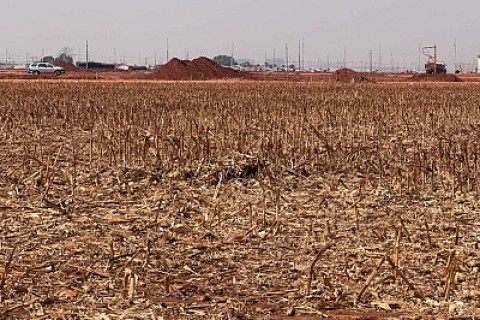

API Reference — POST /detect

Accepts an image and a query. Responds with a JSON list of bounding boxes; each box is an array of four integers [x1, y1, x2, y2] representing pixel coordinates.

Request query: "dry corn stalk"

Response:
[[399, 217, 411, 242], [357, 253, 387, 302], [165, 276, 171, 295], [0, 247, 16, 294], [123, 268, 138, 302], [305, 242, 333, 296], [385, 255, 425, 300], [454, 225, 460, 246], [444, 251, 457, 300], [393, 228, 402, 278], [424, 220, 433, 249]]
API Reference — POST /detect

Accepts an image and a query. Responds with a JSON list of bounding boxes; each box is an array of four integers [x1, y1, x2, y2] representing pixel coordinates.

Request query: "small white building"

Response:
[[477, 55, 480, 74]]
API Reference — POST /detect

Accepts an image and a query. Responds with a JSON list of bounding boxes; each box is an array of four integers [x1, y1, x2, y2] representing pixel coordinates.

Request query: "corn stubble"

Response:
[[1, 82, 480, 319]]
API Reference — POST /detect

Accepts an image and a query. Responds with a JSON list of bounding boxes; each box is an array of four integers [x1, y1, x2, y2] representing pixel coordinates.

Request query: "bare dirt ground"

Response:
[[1, 82, 480, 320], [2, 68, 480, 83]]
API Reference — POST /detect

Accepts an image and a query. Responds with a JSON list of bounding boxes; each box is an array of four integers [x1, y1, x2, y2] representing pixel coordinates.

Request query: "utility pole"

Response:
[[343, 47, 347, 68], [85, 41, 89, 69], [154, 51, 157, 66], [285, 43, 289, 72], [166, 38, 169, 62], [231, 42, 235, 66], [378, 43, 382, 72], [477, 55, 480, 74], [114, 48, 116, 65], [454, 39, 457, 71], [390, 50, 393, 73], [369, 49, 373, 72], [5, 49, 7, 65], [327, 54, 330, 71], [418, 44, 421, 72], [273, 48, 276, 70], [302, 37, 305, 71], [298, 41, 301, 71]]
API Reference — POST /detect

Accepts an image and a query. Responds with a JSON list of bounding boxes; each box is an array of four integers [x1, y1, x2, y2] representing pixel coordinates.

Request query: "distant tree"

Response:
[[240, 61, 253, 68], [57, 53, 74, 64], [213, 55, 236, 67], [41, 56, 55, 63], [56, 47, 74, 64], [266, 58, 284, 67]]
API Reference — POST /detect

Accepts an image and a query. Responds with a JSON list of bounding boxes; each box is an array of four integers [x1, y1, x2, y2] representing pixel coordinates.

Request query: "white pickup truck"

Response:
[[29, 62, 65, 76]]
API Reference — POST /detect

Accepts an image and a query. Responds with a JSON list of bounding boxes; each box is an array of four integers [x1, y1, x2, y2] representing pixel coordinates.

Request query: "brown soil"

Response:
[[152, 57, 244, 80], [331, 68, 371, 83], [270, 308, 408, 319], [410, 73, 462, 82], [53, 60, 79, 71], [0, 67, 478, 83]]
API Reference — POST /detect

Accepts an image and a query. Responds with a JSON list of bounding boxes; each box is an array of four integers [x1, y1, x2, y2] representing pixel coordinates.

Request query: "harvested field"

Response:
[[1, 82, 480, 319]]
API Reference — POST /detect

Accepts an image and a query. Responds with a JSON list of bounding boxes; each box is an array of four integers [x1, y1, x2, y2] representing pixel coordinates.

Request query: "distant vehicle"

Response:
[[29, 62, 65, 76], [422, 45, 447, 74], [115, 64, 129, 71], [425, 62, 447, 74]]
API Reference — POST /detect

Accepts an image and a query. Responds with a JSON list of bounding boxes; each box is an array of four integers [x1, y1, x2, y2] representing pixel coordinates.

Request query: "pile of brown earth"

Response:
[[152, 57, 243, 80], [410, 73, 462, 82], [54, 60, 79, 71], [331, 68, 370, 83]]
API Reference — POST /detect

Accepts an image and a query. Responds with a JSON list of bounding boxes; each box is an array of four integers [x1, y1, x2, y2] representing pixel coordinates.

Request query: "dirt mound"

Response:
[[331, 68, 370, 83], [54, 60, 78, 71], [411, 73, 462, 82], [152, 57, 242, 80]]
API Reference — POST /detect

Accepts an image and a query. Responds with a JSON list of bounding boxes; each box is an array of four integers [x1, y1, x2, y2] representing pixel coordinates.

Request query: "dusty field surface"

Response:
[[2, 68, 480, 83], [1, 82, 480, 319], [0, 69, 152, 81]]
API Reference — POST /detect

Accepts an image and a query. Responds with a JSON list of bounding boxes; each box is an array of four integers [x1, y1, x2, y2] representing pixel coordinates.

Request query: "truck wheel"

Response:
[[54, 70, 61, 76]]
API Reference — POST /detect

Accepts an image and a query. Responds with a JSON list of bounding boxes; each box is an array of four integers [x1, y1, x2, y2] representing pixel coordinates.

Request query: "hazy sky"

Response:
[[1, 0, 479, 69]]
